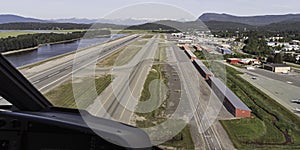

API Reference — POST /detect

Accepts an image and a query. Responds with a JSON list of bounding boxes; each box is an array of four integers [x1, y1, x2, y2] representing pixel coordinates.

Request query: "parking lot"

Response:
[[248, 68, 300, 87]]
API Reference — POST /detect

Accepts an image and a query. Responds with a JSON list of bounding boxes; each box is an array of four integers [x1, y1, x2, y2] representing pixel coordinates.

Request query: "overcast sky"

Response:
[[1, 0, 300, 20]]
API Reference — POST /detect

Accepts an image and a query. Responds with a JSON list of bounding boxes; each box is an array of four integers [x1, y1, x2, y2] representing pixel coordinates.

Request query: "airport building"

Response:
[[227, 58, 241, 64], [208, 77, 252, 118], [263, 64, 291, 73], [193, 59, 214, 79]]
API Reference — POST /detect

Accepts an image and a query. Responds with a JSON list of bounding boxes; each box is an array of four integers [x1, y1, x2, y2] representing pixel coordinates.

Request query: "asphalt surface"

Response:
[[0, 35, 141, 105], [28, 34, 141, 93], [249, 68, 300, 87], [223, 62, 300, 116], [87, 35, 159, 124], [171, 44, 224, 150]]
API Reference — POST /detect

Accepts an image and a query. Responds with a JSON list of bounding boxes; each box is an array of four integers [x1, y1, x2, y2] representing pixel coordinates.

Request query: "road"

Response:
[[0, 34, 142, 105], [87, 35, 159, 124], [27, 34, 141, 93], [171, 44, 224, 150], [222, 62, 300, 116]]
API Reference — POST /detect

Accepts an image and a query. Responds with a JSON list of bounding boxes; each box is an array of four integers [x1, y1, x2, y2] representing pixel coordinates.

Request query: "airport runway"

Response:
[[26, 34, 141, 93], [87, 35, 159, 124], [0, 35, 141, 105]]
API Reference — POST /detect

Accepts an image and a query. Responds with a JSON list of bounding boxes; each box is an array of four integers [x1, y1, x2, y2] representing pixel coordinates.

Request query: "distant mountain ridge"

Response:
[[0, 14, 47, 24], [199, 13, 300, 26], [0, 14, 179, 25], [1, 14, 300, 32]]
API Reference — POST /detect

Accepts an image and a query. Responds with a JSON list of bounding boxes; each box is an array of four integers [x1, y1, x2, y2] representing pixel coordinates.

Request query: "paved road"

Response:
[[28, 34, 141, 93], [222, 62, 300, 116], [87, 35, 159, 124], [171, 44, 223, 150], [0, 35, 142, 105]]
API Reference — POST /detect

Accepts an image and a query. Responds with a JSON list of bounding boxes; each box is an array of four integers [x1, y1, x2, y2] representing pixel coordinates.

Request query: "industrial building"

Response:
[[182, 45, 197, 60], [263, 64, 291, 73], [201, 46, 212, 53], [193, 59, 214, 79], [182, 45, 190, 51], [217, 47, 233, 55], [208, 77, 252, 118], [184, 49, 197, 60], [227, 58, 260, 65], [240, 58, 260, 65], [178, 39, 193, 45], [193, 45, 202, 51], [181, 46, 251, 118], [227, 58, 241, 64]]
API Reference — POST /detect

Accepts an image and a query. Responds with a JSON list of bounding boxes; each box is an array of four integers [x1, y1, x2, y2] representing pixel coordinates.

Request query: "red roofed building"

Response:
[[227, 58, 241, 64]]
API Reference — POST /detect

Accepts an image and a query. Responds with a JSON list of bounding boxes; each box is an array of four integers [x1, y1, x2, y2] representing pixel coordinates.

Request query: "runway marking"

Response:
[[26, 35, 139, 80], [35, 36, 142, 92], [47, 71, 60, 78], [118, 64, 147, 120], [94, 37, 157, 121], [31, 80, 40, 84]]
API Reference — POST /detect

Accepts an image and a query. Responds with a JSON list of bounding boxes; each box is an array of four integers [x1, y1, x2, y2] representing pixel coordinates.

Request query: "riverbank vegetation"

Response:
[[0, 31, 85, 52]]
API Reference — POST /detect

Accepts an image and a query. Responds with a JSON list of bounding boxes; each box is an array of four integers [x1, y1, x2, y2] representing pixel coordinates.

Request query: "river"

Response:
[[4, 34, 125, 67]]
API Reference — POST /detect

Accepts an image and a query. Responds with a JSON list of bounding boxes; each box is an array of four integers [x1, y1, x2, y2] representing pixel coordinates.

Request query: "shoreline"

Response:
[[17, 35, 129, 70], [1, 38, 80, 56]]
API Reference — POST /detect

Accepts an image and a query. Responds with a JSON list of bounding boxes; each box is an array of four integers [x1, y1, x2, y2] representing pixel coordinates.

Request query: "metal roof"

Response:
[[186, 50, 196, 58], [194, 59, 213, 75], [264, 63, 290, 68], [209, 77, 251, 111]]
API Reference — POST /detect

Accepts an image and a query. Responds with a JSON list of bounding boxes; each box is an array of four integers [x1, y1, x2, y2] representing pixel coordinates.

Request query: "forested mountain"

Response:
[[199, 13, 300, 26], [203, 21, 257, 31], [0, 14, 46, 24], [127, 20, 209, 31], [125, 19, 300, 32], [0, 22, 127, 30], [262, 21, 300, 32]]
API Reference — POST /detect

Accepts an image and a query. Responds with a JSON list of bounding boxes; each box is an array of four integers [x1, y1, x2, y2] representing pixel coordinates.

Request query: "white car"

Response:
[[291, 99, 300, 104]]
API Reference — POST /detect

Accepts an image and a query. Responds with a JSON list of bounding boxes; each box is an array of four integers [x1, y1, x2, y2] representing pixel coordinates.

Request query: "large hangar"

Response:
[[193, 59, 214, 79], [208, 77, 252, 118]]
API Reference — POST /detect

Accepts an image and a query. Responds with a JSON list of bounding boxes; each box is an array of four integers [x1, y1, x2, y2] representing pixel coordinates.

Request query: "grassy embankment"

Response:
[[135, 64, 194, 149], [45, 75, 112, 109], [0, 31, 36, 38], [195, 50, 300, 149]]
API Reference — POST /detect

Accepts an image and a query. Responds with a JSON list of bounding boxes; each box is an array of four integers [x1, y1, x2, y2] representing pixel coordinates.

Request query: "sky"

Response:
[[1, 0, 300, 20]]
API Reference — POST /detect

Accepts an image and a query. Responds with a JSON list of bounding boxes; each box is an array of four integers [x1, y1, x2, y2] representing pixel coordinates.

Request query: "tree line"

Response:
[[0, 22, 91, 30], [0, 22, 127, 30], [0, 32, 85, 52], [242, 32, 270, 56]]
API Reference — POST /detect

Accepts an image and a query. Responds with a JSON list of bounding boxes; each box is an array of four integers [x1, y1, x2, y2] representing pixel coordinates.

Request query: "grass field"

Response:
[[97, 37, 149, 67], [135, 65, 194, 149], [0, 31, 36, 38], [155, 42, 167, 62], [142, 34, 154, 39], [0, 30, 86, 39], [117, 30, 154, 34], [202, 59, 300, 149], [45, 75, 112, 109], [136, 65, 167, 127], [54, 29, 87, 33]]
